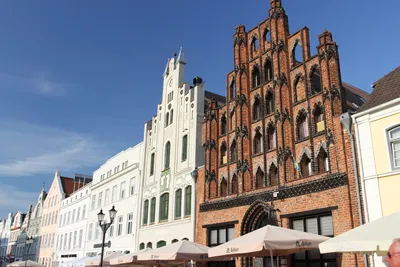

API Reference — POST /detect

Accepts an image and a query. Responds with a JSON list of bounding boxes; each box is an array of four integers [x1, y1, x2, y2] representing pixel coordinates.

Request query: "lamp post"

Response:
[[24, 237, 33, 267], [97, 206, 117, 267]]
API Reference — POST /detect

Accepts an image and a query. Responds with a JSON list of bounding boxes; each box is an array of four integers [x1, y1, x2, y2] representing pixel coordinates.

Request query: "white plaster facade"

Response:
[[0, 213, 13, 267], [8, 212, 25, 261], [84, 143, 144, 256], [137, 49, 222, 249], [15, 206, 32, 262], [56, 184, 91, 267]]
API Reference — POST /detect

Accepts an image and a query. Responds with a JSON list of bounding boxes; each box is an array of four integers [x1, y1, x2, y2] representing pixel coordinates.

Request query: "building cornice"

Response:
[[353, 98, 400, 120]]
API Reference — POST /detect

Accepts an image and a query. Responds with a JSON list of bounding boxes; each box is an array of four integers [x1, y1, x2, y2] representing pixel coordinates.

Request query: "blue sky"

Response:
[[0, 0, 398, 218]]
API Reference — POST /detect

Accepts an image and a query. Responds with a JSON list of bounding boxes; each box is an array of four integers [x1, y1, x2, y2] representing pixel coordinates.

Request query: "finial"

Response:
[[177, 47, 186, 64]]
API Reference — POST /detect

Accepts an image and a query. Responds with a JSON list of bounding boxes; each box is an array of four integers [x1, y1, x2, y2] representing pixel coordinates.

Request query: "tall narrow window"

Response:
[[267, 125, 276, 150], [164, 141, 171, 169], [253, 130, 262, 154], [98, 192, 102, 208], [251, 37, 259, 57], [91, 195, 96, 210], [230, 140, 237, 162], [268, 164, 278, 186], [159, 193, 169, 221], [82, 205, 86, 220], [253, 97, 262, 121], [310, 68, 322, 94], [220, 143, 227, 165], [265, 92, 275, 115], [95, 222, 99, 240], [165, 112, 169, 127], [88, 224, 93, 241], [120, 181, 126, 199], [300, 155, 312, 178], [297, 112, 309, 139], [221, 115, 227, 135], [79, 230, 83, 248], [182, 135, 188, 162], [252, 66, 261, 88], [389, 126, 400, 169], [231, 175, 238, 194], [170, 109, 174, 124], [230, 80, 236, 100], [294, 77, 300, 102], [150, 153, 155, 176], [175, 189, 182, 218], [112, 185, 118, 202], [255, 168, 264, 189], [264, 59, 273, 82], [263, 28, 271, 43], [292, 41, 303, 67], [76, 208, 81, 222], [73, 231, 77, 248], [109, 224, 114, 237], [127, 213, 133, 234], [184, 186, 192, 216], [314, 106, 325, 133], [150, 197, 156, 224], [317, 149, 329, 173], [220, 178, 228, 197], [143, 200, 149, 225], [130, 177, 135, 196], [117, 216, 123, 236]]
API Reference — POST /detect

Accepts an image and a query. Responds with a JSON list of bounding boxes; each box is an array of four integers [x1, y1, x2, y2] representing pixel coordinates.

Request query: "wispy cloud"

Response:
[[0, 120, 113, 177], [0, 183, 38, 218], [0, 72, 69, 97]]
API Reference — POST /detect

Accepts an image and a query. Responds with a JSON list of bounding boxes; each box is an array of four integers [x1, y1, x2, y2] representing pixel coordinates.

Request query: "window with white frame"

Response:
[[98, 192, 103, 208], [105, 189, 110, 205], [112, 185, 118, 202], [91, 195, 96, 210], [130, 178, 135, 196], [82, 205, 86, 220], [109, 224, 114, 238], [77, 207, 81, 222], [73, 231, 77, 248], [127, 213, 133, 234], [72, 209, 76, 223], [59, 214, 63, 226], [68, 232, 72, 250], [95, 222, 99, 240], [88, 223, 93, 241], [79, 229, 83, 248], [117, 216, 123, 236], [120, 182, 126, 199], [67, 211, 71, 225], [388, 126, 400, 169]]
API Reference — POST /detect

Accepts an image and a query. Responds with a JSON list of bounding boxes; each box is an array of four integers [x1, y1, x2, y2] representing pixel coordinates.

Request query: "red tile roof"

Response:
[[60, 176, 75, 198]]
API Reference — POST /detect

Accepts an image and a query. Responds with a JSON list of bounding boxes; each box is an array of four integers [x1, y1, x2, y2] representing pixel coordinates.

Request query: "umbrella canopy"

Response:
[[86, 252, 124, 266], [137, 240, 210, 263], [109, 249, 151, 266], [7, 260, 45, 267], [71, 257, 91, 267], [319, 211, 400, 256], [208, 225, 330, 258]]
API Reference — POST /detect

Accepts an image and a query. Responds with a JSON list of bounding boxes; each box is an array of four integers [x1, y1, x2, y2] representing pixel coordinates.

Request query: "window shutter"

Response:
[[320, 215, 333, 236]]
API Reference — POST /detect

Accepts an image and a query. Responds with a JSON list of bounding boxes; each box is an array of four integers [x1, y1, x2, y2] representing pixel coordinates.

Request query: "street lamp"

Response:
[[24, 237, 33, 267], [97, 206, 117, 267]]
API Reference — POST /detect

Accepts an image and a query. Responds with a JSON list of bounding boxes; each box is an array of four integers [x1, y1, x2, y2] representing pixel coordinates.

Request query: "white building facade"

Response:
[[137, 49, 223, 249], [55, 184, 91, 267], [0, 213, 13, 267], [84, 143, 144, 256]]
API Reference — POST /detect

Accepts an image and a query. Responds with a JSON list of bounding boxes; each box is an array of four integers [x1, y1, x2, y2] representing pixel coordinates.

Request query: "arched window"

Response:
[[164, 141, 171, 169], [143, 200, 149, 225], [231, 174, 238, 194], [263, 29, 271, 43], [146, 242, 152, 249], [299, 155, 312, 178], [184, 186, 192, 216], [230, 80, 236, 100], [229, 111, 235, 131], [221, 115, 227, 135], [182, 238, 189, 241], [310, 68, 322, 94], [175, 189, 182, 219], [159, 193, 169, 221], [157, 240, 166, 248], [388, 126, 400, 169], [252, 66, 261, 88], [181, 135, 188, 162], [253, 129, 262, 154], [264, 59, 273, 82], [171, 239, 179, 243], [255, 168, 264, 189], [150, 197, 156, 224], [268, 164, 278, 186], [230, 140, 237, 162], [253, 96, 262, 121], [292, 41, 303, 67], [317, 149, 329, 173], [314, 106, 325, 133], [170, 109, 174, 124], [165, 112, 170, 127], [139, 243, 145, 250], [251, 37, 259, 57], [220, 178, 228, 197], [294, 77, 300, 102], [265, 91, 275, 115], [267, 125, 276, 150], [220, 143, 227, 165], [297, 112, 309, 139]]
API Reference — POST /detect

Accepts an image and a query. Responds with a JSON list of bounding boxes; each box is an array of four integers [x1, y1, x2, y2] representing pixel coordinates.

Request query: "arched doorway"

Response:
[[241, 201, 279, 267]]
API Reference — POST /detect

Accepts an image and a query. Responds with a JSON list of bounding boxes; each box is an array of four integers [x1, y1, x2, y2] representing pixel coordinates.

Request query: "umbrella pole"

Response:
[[269, 250, 274, 267]]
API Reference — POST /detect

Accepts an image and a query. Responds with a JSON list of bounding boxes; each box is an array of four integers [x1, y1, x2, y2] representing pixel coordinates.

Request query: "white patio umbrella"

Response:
[[109, 249, 151, 266], [208, 225, 330, 267], [85, 252, 124, 266], [319, 211, 400, 256], [7, 260, 45, 267], [71, 257, 91, 267]]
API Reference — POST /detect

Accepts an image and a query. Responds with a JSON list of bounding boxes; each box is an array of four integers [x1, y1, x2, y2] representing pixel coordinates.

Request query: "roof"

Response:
[[60, 176, 75, 198], [342, 82, 369, 112], [205, 90, 226, 105], [356, 66, 400, 113]]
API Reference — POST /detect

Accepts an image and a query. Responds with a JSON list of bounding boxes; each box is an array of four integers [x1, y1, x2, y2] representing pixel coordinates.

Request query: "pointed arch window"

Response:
[[181, 135, 188, 162], [184, 186, 192, 216], [229, 111, 235, 132], [294, 77, 300, 102], [220, 143, 227, 165], [310, 68, 322, 94], [252, 66, 261, 88], [230, 140, 237, 163], [165, 112, 170, 127], [174, 189, 182, 219], [159, 193, 169, 221], [292, 41, 303, 67], [265, 91, 275, 115], [264, 59, 273, 82], [164, 141, 171, 169], [314, 106, 325, 133], [251, 37, 259, 57], [253, 96, 262, 121], [267, 125, 276, 150], [230, 80, 236, 100], [143, 200, 149, 225], [253, 129, 262, 154], [146, 242, 152, 249], [317, 149, 329, 173], [263, 28, 271, 43], [255, 168, 264, 189], [231, 174, 238, 194], [220, 178, 228, 197], [297, 112, 309, 139], [170, 109, 174, 124], [150, 197, 156, 224], [221, 115, 227, 135], [299, 155, 312, 178], [268, 164, 278, 186]]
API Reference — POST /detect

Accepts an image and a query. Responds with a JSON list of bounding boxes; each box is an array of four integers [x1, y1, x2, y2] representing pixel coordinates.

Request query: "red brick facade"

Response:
[[196, 1, 367, 267]]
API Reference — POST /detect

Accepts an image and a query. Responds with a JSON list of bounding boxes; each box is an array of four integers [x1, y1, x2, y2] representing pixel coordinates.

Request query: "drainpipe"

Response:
[[340, 112, 368, 267], [190, 168, 198, 243]]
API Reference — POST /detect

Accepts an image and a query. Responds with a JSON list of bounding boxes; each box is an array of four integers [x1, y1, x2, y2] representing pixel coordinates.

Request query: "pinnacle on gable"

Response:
[[163, 58, 170, 76], [177, 47, 186, 64]]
